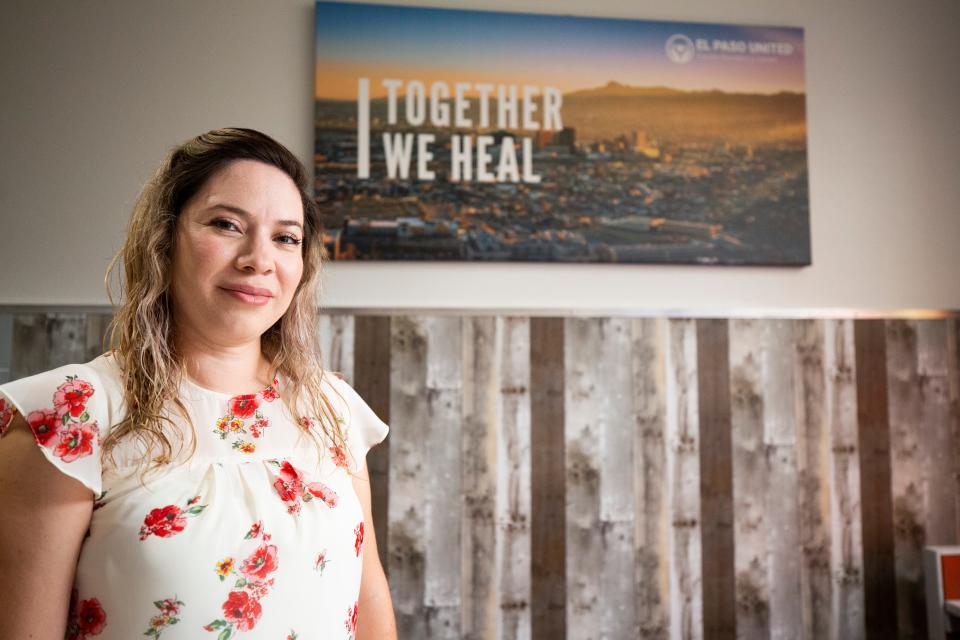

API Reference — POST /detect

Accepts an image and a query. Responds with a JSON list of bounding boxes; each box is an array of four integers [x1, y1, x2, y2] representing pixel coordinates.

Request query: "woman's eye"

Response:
[[212, 219, 300, 246], [212, 219, 240, 232], [277, 235, 303, 246]]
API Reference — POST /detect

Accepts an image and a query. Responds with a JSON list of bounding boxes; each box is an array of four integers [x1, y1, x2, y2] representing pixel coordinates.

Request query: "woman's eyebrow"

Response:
[[207, 203, 304, 231]]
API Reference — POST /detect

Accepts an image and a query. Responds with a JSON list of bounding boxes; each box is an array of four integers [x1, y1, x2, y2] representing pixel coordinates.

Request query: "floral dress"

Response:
[[0, 351, 389, 639]]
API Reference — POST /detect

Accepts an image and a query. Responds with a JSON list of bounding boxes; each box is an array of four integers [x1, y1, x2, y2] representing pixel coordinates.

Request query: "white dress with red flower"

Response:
[[0, 351, 388, 640]]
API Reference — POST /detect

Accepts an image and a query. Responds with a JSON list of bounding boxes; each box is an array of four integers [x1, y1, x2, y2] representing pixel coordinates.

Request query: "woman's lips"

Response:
[[220, 287, 272, 305]]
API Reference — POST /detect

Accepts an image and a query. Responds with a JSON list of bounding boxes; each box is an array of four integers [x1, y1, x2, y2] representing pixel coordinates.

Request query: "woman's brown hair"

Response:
[[101, 127, 348, 480]]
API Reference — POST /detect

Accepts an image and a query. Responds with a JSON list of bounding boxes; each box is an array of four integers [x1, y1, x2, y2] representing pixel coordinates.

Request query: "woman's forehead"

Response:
[[189, 160, 304, 222]]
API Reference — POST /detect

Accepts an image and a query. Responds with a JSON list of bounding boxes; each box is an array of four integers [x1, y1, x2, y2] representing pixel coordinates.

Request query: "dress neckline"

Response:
[[182, 372, 281, 400]]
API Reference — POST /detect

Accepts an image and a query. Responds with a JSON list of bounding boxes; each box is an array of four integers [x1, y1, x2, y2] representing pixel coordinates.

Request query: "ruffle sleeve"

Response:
[[0, 362, 110, 496], [326, 372, 390, 474]]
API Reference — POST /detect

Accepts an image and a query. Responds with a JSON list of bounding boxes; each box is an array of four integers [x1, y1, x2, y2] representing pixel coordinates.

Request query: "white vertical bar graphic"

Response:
[[357, 77, 370, 179]]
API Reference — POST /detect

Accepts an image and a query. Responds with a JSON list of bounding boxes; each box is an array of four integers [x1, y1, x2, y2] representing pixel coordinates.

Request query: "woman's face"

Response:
[[170, 159, 305, 349]]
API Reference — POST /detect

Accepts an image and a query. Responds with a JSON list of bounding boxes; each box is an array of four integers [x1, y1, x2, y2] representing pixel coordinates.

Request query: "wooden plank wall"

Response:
[[3, 312, 960, 640]]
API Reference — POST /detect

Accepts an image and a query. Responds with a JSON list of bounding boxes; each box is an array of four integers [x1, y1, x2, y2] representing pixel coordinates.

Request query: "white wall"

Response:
[[1, 0, 958, 313]]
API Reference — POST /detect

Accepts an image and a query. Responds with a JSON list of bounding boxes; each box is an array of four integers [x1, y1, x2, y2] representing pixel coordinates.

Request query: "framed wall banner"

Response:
[[314, 2, 810, 266]]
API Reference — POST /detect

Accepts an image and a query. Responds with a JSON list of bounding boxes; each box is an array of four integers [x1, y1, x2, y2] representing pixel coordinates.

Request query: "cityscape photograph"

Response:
[[315, 2, 810, 265]]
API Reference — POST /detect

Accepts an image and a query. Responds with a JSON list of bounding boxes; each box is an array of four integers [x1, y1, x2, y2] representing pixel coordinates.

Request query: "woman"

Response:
[[0, 128, 397, 639]]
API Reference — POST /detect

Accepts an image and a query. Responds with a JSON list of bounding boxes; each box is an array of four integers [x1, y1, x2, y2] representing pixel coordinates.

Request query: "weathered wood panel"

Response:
[[423, 316, 463, 638], [530, 317, 566, 640], [495, 317, 531, 640], [319, 313, 354, 380], [949, 319, 960, 538], [665, 319, 703, 640], [823, 320, 865, 639], [916, 320, 956, 546], [388, 315, 431, 639], [729, 319, 771, 640], [6, 309, 960, 640], [353, 315, 391, 575], [854, 319, 898, 638], [564, 317, 637, 639], [695, 318, 735, 640], [887, 320, 927, 640], [634, 318, 671, 639], [794, 320, 832, 640], [85, 313, 113, 360], [461, 316, 498, 640], [764, 320, 803, 640]]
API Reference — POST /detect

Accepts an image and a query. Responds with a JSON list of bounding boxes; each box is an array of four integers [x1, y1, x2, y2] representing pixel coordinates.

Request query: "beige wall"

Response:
[[1, 0, 958, 312]]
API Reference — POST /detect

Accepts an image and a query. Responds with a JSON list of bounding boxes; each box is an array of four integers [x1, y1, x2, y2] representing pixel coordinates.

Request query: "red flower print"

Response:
[[277, 460, 301, 483], [0, 398, 14, 435], [139, 505, 186, 540], [53, 377, 94, 419], [307, 481, 339, 508], [270, 459, 339, 514], [240, 543, 279, 581], [158, 598, 180, 617], [314, 550, 329, 573], [330, 445, 349, 469], [144, 596, 184, 639], [244, 521, 262, 539], [354, 522, 364, 557], [205, 524, 277, 636], [54, 423, 99, 463], [138, 496, 207, 541], [249, 418, 269, 438], [244, 577, 273, 600], [221, 590, 262, 632], [26, 408, 61, 447], [65, 589, 107, 639], [229, 394, 261, 419], [262, 382, 279, 402], [345, 601, 358, 635]]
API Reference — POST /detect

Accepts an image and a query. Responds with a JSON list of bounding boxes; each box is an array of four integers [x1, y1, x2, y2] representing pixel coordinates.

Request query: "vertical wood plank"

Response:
[[530, 317, 566, 640], [461, 316, 498, 640], [948, 319, 960, 537], [696, 318, 736, 640], [11, 314, 49, 379], [389, 315, 431, 639], [665, 318, 703, 640], [46, 313, 87, 368], [729, 319, 770, 640], [886, 319, 927, 639], [495, 317, 532, 640], [764, 320, 803, 640], [853, 319, 898, 638], [354, 315, 391, 576], [320, 312, 355, 381], [0, 313, 11, 384], [85, 312, 113, 360], [565, 317, 637, 640], [563, 316, 603, 640], [794, 320, 832, 640], [634, 318, 671, 639], [916, 320, 956, 545], [597, 318, 638, 639], [823, 320, 865, 639], [423, 316, 463, 639]]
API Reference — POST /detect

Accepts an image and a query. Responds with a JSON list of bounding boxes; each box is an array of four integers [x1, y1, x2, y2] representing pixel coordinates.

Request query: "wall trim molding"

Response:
[[1, 305, 958, 319]]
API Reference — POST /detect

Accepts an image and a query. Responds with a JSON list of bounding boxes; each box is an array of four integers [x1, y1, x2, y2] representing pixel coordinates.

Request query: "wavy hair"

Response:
[[101, 128, 348, 480]]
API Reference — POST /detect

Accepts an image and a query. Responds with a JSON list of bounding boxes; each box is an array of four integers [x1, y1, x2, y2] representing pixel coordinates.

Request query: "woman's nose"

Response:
[[236, 230, 274, 273]]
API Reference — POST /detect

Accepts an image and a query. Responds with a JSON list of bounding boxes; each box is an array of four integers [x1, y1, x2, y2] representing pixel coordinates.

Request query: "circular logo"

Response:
[[665, 34, 695, 64]]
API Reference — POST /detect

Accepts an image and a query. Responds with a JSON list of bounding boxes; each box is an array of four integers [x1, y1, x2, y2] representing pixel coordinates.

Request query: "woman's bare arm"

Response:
[[352, 463, 397, 640], [0, 413, 93, 640]]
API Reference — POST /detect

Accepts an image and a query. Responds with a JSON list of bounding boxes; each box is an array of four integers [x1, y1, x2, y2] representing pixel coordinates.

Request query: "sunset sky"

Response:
[[315, 2, 806, 100]]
